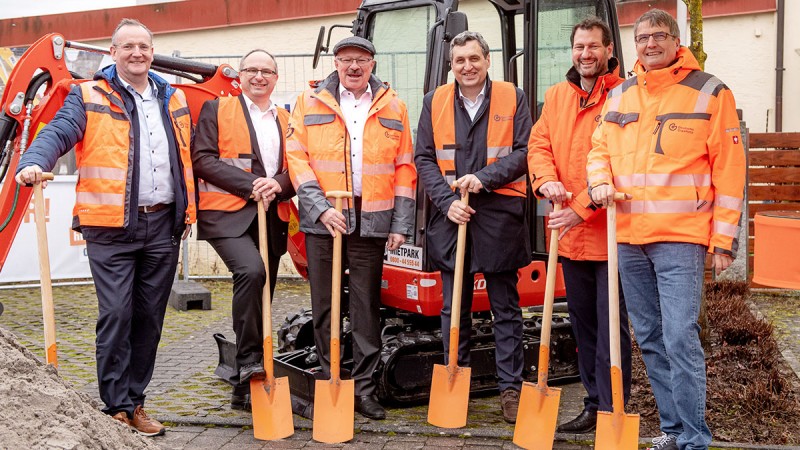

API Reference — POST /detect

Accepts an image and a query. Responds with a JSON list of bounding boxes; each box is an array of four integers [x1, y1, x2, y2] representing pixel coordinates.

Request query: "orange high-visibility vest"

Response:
[[75, 79, 195, 227], [431, 81, 526, 197], [197, 96, 289, 211]]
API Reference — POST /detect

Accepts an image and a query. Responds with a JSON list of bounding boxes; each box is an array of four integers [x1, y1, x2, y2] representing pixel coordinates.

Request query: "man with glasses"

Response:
[[414, 31, 532, 424], [287, 36, 416, 420], [16, 18, 196, 436], [528, 17, 631, 435], [588, 8, 745, 450], [192, 49, 294, 412]]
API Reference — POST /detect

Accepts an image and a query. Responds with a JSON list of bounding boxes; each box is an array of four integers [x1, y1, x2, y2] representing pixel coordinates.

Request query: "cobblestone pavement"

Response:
[[1, 279, 799, 450]]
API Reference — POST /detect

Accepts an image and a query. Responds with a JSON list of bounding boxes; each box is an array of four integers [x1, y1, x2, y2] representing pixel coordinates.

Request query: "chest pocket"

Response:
[[654, 113, 711, 160], [303, 114, 341, 154], [603, 111, 640, 156], [378, 117, 403, 143]]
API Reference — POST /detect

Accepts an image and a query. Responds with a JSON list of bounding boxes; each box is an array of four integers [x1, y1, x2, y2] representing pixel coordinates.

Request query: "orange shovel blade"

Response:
[[427, 363, 471, 428], [251, 376, 294, 440], [595, 410, 640, 450], [312, 378, 355, 443], [513, 381, 561, 450]]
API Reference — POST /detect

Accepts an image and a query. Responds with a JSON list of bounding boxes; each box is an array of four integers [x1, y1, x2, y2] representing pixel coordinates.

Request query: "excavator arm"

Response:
[[0, 33, 241, 271]]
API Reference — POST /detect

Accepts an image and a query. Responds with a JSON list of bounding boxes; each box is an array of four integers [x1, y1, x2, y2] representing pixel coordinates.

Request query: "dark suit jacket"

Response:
[[192, 95, 295, 257]]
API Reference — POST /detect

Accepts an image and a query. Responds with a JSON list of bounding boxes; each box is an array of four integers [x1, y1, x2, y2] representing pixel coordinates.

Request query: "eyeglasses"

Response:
[[635, 32, 675, 45], [240, 67, 278, 77], [336, 57, 373, 67], [114, 43, 152, 53]]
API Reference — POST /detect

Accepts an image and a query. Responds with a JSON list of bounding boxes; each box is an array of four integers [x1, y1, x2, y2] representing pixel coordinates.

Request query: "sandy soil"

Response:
[[0, 326, 159, 450]]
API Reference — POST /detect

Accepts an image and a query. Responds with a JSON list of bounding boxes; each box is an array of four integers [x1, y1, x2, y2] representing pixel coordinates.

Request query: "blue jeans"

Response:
[[617, 243, 711, 450]]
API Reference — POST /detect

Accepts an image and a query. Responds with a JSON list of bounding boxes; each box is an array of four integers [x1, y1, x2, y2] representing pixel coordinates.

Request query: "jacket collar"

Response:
[[565, 57, 623, 104], [95, 64, 174, 101], [309, 71, 393, 114]]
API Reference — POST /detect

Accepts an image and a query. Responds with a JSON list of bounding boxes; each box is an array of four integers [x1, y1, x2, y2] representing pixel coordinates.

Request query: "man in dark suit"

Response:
[[192, 49, 294, 411]]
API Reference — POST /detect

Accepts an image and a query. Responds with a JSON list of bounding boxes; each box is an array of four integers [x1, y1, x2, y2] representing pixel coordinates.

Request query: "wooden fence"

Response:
[[746, 132, 800, 284]]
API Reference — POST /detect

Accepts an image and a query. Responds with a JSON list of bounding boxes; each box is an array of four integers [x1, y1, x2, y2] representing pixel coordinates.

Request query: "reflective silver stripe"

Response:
[[605, 95, 622, 114], [619, 200, 713, 214], [396, 152, 413, 164], [444, 174, 456, 186], [78, 166, 126, 180], [287, 140, 307, 152], [436, 148, 455, 161], [714, 220, 739, 238], [715, 194, 743, 212], [294, 171, 318, 186], [587, 162, 609, 172], [487, 146, 512, 159], [694, 92, 711, 114], [219, 157, 251, 171], [363, 163, 394, 175], [184, 167, 194, 180], [613, 173, 711, 188], [76, 191, 124, 206], [197, 180, 231, 194], [309, 159, 346, 172], [394, 186, 415, 198], [362, 198, 394, 212]]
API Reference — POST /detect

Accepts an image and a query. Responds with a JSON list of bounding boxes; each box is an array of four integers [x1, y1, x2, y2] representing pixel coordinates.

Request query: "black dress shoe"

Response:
[[355, 395, 386, 420], [231, 393, 252, 411], [239, 362, 266, 383], [557, 408, 597, 434]]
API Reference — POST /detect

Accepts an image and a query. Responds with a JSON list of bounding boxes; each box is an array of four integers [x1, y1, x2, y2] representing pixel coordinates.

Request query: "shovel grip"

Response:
[[34, 179, 57, 367]]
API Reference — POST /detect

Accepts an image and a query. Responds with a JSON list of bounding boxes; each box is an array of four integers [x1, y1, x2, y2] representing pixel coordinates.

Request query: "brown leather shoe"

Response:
[[131, 405, 165, 436], [500, 388, 520, 424], [111, 411, 131, 427]]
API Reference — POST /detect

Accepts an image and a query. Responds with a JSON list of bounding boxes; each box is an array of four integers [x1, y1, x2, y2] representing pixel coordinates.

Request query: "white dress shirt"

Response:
[[241, 95, 281, 178], [339, 83, 373, 196], [120, 76, 174, 206], [459, 84, 487, 121]]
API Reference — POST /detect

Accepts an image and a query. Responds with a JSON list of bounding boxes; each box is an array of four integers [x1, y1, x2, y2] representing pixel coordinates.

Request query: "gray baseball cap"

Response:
[[332, 36, 376, 56]]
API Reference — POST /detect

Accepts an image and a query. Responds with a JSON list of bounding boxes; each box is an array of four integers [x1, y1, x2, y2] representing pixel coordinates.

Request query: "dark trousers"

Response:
[[305, 218, 386, 397], [86, 208, 180, 417], [208, 217, 280, 394], [441, 264, 524, 392], [560, 257, 632, 412]]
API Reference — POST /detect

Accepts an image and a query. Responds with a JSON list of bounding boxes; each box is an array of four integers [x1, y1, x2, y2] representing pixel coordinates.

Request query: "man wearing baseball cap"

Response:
[[287, 36, 416, 420]]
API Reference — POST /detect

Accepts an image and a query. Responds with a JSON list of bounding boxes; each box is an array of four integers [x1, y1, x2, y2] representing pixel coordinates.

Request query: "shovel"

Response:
[[428, 189, 471, 429], [251, 200, 294, 440], [514, 195, 570, 449], [313, 190, 354, 444], [595, 197, 639, 450], [33, 172, 57, 367]]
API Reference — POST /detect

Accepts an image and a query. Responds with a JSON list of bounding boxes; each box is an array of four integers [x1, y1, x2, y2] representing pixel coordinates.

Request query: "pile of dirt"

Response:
[[0, 326, 159, 450], [628, 281, 800, 445]]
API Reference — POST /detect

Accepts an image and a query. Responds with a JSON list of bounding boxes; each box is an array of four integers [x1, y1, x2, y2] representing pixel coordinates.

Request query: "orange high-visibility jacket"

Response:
[[431, 81, 527, 197], [587, 48, 745, 255], [76, 79, 196, 227], [197, 96, 289, 211], [529, 62, 624, 261], [286, 73, 416, 237]]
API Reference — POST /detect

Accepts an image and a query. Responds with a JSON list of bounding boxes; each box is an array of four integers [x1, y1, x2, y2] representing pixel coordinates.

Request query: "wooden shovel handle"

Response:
[[606, 193, 632, 413], [33, 173, 57, 367], [325, 190, 352, 380], [257, 201, 275, 378], [448, 188, 469, 369]]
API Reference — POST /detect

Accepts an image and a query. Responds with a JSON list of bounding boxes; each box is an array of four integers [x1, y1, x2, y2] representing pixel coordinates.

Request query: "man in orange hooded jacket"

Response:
[[589, 9, 745, 450], [528, 17, 631, 434]]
